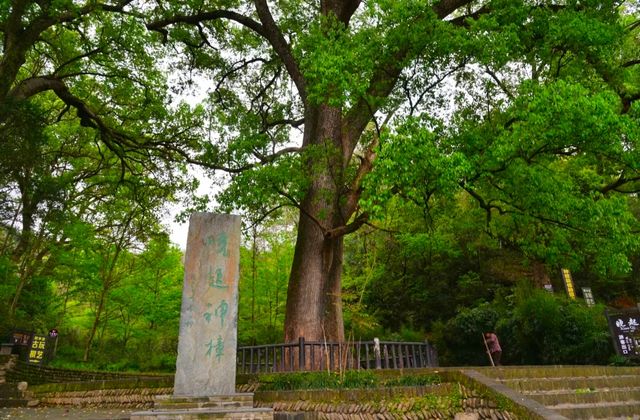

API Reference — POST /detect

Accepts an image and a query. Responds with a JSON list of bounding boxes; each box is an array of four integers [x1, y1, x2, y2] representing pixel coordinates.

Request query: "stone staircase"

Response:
[[0, 354, 31, 408], [480, 365, 640, 419]]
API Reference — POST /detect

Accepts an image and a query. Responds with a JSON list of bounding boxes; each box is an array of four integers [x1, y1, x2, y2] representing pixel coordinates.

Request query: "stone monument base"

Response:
[[130, 393, 273, 419]]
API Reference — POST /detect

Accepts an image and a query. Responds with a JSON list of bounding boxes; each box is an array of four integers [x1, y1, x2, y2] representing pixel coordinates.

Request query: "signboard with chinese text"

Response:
[[561, 268, 576, 299], [27, 334, 48, 364], [606, 309, 640, 357], [582, 287, 595, 307]]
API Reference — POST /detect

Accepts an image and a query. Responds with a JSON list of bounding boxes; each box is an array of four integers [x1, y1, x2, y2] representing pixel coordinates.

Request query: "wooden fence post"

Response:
[[298, 336, 305, 370]]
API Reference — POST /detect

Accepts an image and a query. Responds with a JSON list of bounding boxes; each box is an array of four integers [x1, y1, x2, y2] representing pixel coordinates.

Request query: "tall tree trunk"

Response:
[[284, 105, 348, 343], [83, 287, 107, 362], [284, 213, 345, 343]]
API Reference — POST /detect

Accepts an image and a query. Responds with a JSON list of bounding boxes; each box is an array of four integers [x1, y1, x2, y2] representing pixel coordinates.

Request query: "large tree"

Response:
[[148, 0, 639, 343], [0, 0, 204, 327]]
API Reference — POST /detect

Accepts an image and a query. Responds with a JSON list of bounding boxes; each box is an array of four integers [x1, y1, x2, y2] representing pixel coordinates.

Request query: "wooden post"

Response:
[[298, 336, 305, 370], [373, 338, 381, 369]]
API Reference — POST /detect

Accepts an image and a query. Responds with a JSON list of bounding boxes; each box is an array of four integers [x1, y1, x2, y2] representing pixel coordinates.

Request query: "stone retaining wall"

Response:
[[34, 387, 172, 409], [28, 383, 517, 419], [24, 377, 175, 408], [8, 366, 536, 419], [255, 391, 515, 420], [5, 361, 171, 385]]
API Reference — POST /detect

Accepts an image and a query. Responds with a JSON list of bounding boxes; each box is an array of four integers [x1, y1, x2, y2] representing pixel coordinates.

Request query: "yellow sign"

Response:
[[561, 268, 576, 300], [28, 335, 47, 364]]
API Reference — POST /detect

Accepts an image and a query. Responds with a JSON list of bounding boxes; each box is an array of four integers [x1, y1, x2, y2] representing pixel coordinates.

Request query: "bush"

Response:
[[433, 288, 614, 366], [431, 302, 501, 366]]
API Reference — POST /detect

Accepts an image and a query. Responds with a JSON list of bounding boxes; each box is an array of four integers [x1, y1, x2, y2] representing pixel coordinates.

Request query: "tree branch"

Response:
[[343, 0, 475, 157], [253, 0, 307, 102], [265, 117, 305, 128], [485, 67, 515, 100], [147, 10, 267, 40], [600, 174, 640, 195], [325, 212, 369, 239], [460, 183, 493, 229], [272, 185, 328, 234], [433, 0, 476, 19], [448, 5, 491, 26], [321, 0, 362, 25], [53, 47, 105, 76]]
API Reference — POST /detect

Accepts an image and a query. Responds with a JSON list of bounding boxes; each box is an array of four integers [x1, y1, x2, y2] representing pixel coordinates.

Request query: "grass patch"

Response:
[[258, 370, 443, 391], [384, 374, 441, 387]]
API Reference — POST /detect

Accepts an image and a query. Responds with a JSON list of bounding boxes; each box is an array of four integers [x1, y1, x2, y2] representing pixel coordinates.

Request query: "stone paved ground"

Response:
[[0, 407, 132, 419]]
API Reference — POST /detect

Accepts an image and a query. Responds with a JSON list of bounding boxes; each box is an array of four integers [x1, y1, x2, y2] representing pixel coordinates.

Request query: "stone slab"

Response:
[[154, 393, 254, 409], [174, 213, 241, 397], [130, 406, 273, 419]]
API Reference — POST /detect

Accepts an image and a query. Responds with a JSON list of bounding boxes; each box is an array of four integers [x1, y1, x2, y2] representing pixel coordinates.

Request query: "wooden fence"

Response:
[[237, 338, 438, 373]]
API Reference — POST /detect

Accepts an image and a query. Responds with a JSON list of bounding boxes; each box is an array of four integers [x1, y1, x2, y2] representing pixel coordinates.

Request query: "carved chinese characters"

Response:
[[174, 213, 241, 397]]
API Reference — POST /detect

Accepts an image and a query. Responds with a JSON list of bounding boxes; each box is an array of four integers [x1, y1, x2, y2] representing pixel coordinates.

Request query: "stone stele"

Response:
[[174, 213, 241, 397], [131, 213, 272, 419]]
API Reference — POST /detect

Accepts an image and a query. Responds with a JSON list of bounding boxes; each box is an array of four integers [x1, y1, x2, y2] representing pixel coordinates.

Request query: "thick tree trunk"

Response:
[[284, 212, 345, 343], [283, 105, 349, 344]]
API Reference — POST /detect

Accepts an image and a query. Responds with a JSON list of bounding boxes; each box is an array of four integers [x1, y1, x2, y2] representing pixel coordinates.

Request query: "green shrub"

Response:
[[608, 354, 640, 366], [431, 302, 501, 366], [508, 290, 612, 365], [433, 288, 614, 366]]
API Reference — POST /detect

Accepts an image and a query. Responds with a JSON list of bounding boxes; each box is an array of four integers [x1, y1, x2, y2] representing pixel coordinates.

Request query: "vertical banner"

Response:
[[561, 268, 576, 300], [174, 213, 241, 397]]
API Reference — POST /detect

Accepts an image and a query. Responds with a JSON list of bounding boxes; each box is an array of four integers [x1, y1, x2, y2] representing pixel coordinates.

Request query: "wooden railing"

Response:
[[237, 337, 438, 373]]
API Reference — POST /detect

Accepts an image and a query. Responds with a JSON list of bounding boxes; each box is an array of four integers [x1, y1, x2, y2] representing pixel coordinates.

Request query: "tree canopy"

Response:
[[144, 0, 640, 342]]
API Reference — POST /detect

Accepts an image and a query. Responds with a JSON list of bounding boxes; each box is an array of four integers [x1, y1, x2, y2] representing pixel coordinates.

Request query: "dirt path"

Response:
[[0, 407, 132, 419]]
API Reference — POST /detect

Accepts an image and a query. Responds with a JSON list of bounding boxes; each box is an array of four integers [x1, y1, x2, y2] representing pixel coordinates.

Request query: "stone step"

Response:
[[154, 393, 255, 410], [497, 375, 640, 392], [550, 400, 640, 419], [479, 366, 640, 380], [131, 406, 273, 419], [525, 387, 640, 406]]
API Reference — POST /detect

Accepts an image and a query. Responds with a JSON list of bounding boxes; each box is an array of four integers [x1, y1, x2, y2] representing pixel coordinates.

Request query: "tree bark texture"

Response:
[[284, 104, 350, 343]]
